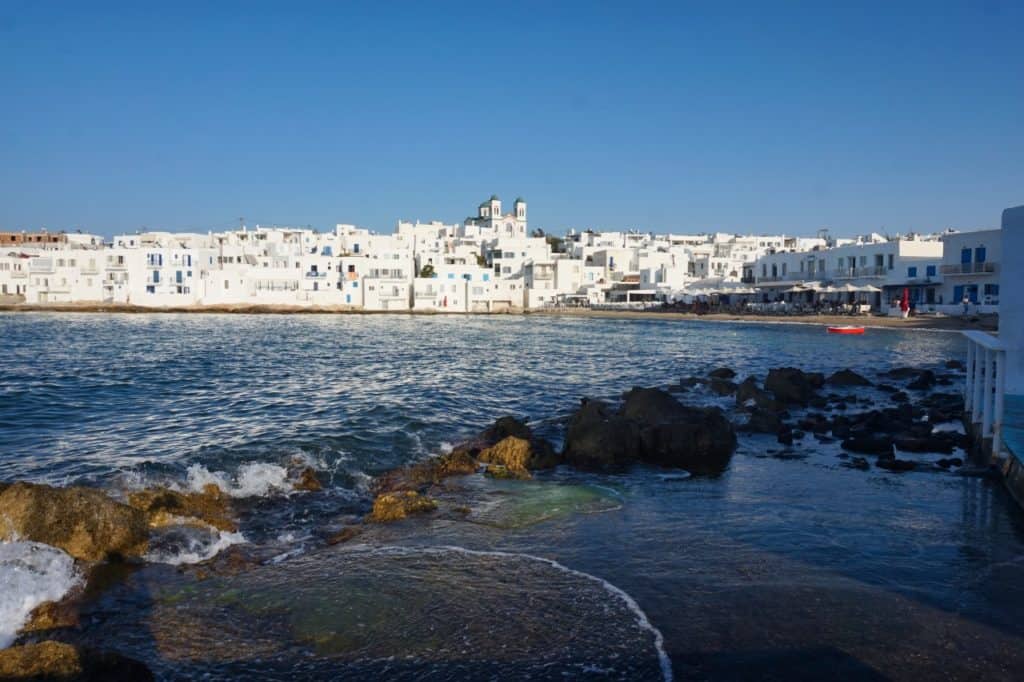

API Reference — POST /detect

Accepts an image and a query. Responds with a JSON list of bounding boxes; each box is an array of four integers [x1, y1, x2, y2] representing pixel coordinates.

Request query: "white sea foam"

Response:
[[184, 462, 292, 498], [355, 544, 673, 682], [144, 528, 247, 566], [0, 541, 81, 649]]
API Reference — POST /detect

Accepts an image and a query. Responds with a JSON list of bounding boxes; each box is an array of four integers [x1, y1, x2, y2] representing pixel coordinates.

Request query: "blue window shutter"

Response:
[[961, 248, 971, 264], [975, 247, 986, 263]]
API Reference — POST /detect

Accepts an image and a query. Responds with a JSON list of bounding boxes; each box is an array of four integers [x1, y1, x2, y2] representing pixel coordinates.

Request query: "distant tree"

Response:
[[419, 264, 436, 278], [545, 235, 565, 253], [476, 254, 487, 267]]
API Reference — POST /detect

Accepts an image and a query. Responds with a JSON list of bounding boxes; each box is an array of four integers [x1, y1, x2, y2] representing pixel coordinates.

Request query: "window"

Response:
[[482, 274, 490, 282], [926, 265, 936, 277], [961, 248, 972, 264], [146, 285, 155, 294], [975, 247, 986, 263], [984, 284, 999, 296], [907, 266, 917, 278]]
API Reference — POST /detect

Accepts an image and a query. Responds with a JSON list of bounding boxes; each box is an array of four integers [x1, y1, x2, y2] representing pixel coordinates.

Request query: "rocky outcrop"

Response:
[[742, 408, 784, 434], [735, 377, 787, 413], [0, 482, 148, 561], [708, 378, 738, 396], [563, 399, 641, 469], [127, 485, 237, 532], [370, 491, 438, 522], [0, 641, 153, 681], [907, 370, 937, 391], [478, 436, 557, 478], [708, 367, 736, 379], [826, 369, 871, 387], [765, 368, 824, 405], [563, 388, 736, 474], [291, 467, 322, 492]]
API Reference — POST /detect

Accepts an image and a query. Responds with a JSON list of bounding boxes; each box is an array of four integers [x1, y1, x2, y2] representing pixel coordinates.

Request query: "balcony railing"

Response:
[[831, 266, 887, 279], [964, 331, 1006, 457], [940, 262, 998, 275]]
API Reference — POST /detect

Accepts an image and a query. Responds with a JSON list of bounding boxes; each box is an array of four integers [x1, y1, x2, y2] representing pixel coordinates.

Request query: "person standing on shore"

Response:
[[962, 295, 970, 316]]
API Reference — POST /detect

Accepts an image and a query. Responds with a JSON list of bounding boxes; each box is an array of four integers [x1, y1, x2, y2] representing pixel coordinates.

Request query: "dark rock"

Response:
[[814, 434, 836, 443], [907, 370, 937, 391], [792, 430, 806, 440], [945, 359, 964, 370], [877, 457, 917, 472], [777, 429, 794, 446], [891, 391, 909, 403], [884, 367, 925, 380], [680, 376, 705, 388], [708, 378, 738, 396], [894, 433, 959, 454], [709, 367, 736, 379], [742, 408, 784, 434], [876, 383, 898, 393], [618, 388, 737, 474], [842, 456, 871, 471], [827, 369, 872, 387], [935, 457, 964, 469], [563, 399, 641, 469], [841, 435, 895, 456], [765, 367, 824, 405]]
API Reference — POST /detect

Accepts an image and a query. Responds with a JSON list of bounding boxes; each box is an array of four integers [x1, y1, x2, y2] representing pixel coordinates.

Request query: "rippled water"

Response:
[[3, 312, 1024, 680]]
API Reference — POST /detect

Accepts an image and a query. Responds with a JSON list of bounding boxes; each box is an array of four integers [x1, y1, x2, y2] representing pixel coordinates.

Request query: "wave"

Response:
[[183, 462, 293, 498], [347, 544, 673, 682], [143, 525, 247, 566], [0, 541, 81, 649]]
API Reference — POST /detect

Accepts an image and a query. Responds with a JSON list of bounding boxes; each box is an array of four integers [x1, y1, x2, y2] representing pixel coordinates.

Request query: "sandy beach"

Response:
[[0, 301, 998, 331]]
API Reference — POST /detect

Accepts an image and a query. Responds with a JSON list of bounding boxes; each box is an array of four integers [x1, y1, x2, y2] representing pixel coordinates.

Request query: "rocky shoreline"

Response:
[[0, 358, 977, 678]]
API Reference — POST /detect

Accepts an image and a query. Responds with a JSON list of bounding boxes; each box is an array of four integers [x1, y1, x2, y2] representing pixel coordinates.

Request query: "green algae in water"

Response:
[[465, 480, 622, 529]]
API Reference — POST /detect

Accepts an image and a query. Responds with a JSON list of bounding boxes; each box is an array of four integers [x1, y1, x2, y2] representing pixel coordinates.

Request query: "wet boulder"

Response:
[[736, 377, 787, 413], [765, 367, 825, 405], [0, 482, 149, 562], [945, 359, 965, 371], [907, 370, 937, 391], [842, 456, 871, 471], [841, 434, 896, 456], [826, 369, 871, 387], [876, 456, 917, 472], [563, 399, 642, 469], [564, 389, 737, 474], [708, 367, 736, 379], [742, 408, 785, 434], [894, 432, 963, 454], [478, 435, 559, 477], [0, 641, 153, 681], [291, 466, 323, 492], [708, 378, 738, 396], [127, 485, 238, 532], [619, 388, 736, 474], [369, 491, 438, 522]]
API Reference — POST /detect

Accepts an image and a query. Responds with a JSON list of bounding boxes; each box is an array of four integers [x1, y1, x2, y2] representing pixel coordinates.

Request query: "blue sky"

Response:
[[1, 1, 1021, 237]]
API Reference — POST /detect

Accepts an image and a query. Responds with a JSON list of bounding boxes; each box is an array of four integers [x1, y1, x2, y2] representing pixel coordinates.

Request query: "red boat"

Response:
[[827, 326, 865, 335]]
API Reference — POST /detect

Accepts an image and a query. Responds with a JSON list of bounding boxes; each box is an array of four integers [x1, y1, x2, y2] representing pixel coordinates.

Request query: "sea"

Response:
[[1, 312, 1023, 680]]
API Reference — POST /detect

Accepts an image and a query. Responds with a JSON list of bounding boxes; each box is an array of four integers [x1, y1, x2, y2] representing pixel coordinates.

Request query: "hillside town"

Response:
[[0, 194, 1001, 316]]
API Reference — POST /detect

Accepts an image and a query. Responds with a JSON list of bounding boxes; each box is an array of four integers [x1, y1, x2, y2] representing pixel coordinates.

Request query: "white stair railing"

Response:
[[964, 330, 1006, 456]]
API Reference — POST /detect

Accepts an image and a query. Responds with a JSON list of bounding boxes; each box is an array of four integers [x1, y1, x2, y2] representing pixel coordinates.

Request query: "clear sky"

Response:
[[1, 1, 1021, 238]]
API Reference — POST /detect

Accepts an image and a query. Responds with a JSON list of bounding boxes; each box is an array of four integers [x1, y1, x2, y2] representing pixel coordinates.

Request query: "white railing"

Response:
[[964, 330, 1006, 456]]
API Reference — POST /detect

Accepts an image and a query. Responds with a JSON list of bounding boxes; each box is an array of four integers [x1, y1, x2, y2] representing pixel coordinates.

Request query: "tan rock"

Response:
[[0, 641, 81, 678], [0, 482, 148, 561], [21, 600, 80, 634], [127, 485, 237, 533], [369, 491, 437, 522], [292, 467, 322, 492], [326, 525, 362, 545]]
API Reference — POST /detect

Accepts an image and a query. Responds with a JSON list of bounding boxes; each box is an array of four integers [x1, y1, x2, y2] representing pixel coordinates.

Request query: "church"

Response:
[[464, 194, 527, 238]]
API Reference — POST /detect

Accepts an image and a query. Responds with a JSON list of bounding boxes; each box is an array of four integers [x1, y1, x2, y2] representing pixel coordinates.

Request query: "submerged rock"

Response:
[[765, 367, 824, 405], [826, 369, 871, 387], [291, 467, 323, 492], [370, 491, 438, 522], [708, 378, 738, 396], [907, 370, 937, 391], [0, 482, 148, 562], [127, 485, 237, 533], [841, 435, 896, 456], [708, 367, 736, 379], [742, 408, 784, 434], [0, 641, 153, 681]]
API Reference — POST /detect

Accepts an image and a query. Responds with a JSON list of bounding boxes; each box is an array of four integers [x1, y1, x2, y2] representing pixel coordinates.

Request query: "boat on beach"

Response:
[[826, 325, 865, 335]]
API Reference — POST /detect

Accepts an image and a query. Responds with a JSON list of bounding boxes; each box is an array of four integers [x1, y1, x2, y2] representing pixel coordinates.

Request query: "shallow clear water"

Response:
[[3, 312, 1024, 680]]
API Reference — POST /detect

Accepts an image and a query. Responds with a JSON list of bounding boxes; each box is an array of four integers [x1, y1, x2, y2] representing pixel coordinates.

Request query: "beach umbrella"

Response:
[[859, 284, 882, 293], [900, 288, 910, 313]]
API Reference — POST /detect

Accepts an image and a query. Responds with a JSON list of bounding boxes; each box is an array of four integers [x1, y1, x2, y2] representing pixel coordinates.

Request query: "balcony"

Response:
[[831, 266, 887, 279], [305, 271, 328, 279], [940, 262, 998, 276]]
